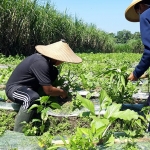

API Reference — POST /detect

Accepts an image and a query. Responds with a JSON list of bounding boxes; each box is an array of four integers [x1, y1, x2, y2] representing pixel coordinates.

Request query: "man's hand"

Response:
[[127, 72, 138, 81], [60, 89, 68, 99], [42, 85, 68, 98]]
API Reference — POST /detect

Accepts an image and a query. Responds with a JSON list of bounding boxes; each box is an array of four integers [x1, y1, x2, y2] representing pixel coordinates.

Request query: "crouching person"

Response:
[[5, 40, 82, 132]]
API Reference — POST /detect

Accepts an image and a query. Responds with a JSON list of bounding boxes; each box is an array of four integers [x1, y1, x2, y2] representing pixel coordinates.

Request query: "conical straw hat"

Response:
[[35, 40, 82, 63], [125, 0, 142, 22]]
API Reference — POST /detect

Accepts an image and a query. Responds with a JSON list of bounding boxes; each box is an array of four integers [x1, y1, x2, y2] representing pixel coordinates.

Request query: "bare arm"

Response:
[[42, 85, 68, 99]]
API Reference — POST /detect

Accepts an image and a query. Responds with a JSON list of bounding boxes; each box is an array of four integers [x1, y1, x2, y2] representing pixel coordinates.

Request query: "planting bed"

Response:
[[0, 59, 150, 149], [1, 130, 150, 150], [0, 91, 149, 149], [0, 130, 43, 150], [0, 91, 147, 117]]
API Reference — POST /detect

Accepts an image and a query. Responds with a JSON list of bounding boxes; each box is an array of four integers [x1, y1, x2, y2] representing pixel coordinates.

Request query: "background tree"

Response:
[[115, 30, 132, 44], [127, 39, 143, 53]]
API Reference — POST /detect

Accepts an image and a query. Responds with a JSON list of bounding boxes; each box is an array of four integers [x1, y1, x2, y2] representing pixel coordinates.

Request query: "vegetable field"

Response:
[[1, 53, 150, 150]]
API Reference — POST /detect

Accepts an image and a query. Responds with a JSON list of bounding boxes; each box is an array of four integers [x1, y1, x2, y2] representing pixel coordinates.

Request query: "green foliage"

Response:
[[116, 30, 132, 44], [0, 109, 16, 133], [47, 116, 91, 136], [114, 43, 131, 53], [62, 128, 97, 150], [0, 53, 149, 149], [0, 126, 6, 136], [122, 140, 139, 150], [23, 96, 61, 135], [0, 90, 8, 100], [76, 90, 142, 147], [141, 106, 150, 124], [22, 119, 40, 136], [114, 30, 143, 53], [0, 55, 23, 65], [38, 132, 60, 149], [127, 39, 143, 53], [101, 65, 138, 103], [0, 0, 143, 55]]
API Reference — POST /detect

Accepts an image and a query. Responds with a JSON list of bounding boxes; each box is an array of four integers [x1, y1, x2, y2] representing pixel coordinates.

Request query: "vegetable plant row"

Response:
[[1, 53, 150, 149]]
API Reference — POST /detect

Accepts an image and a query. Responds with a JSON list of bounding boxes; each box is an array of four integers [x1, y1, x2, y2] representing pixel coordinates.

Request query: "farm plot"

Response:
[[0, 53, 150, 149]]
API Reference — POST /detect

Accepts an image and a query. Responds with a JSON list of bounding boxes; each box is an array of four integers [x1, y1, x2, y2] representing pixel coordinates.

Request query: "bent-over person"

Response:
[[5, 39, 82, 132]]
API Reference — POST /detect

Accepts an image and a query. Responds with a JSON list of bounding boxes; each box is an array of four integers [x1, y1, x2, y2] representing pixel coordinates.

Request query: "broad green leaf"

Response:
[[80, 74, 87, 87], [41, 107, 50, 113], [81, 111, 91, 117], [135, 119, 142, 128], [47, 145, 61, 150], [91, 118, 109, 130], [78, 128, 92, 138], [105, 134, 115, 147], [41, 112, 48, 121], [31, 119, 41, 123], [50, 102, 61, 109], [40, 124, 45, 134], [0, 90, 7, 100], [121, 75, 125, 87], [99, 89, 112, 110], [124, 130, 136, 137], [40, 96, 49, 104], [91, 121, 96, 134], [28, 104, 39, 111], [86, 92, 92, 99], [117, 75, 121, 89], [112, 109, 139, 120], [77, 94, 95, 115], [41, 108, 49, 121], [146, 114, 150, 122], [110, 74, 114, 83], [141, 106, 150, 114], [76, 127, 83, 136], [94, 126, 106, 138], [76, 127, 93, 140], [138, 115, 147, 123], [121, 66, 127, 72], [104, 103, 121, 119], [37, 105, 44, 113]]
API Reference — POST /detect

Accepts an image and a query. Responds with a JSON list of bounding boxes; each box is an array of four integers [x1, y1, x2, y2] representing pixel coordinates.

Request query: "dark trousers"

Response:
[[8, 86, 41, 132], [9, 86, 40, 109]]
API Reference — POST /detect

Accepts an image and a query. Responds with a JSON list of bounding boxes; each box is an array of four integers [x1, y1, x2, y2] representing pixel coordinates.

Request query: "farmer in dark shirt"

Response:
[[5, 40, 82, 132], [125, 0, 150, 81]]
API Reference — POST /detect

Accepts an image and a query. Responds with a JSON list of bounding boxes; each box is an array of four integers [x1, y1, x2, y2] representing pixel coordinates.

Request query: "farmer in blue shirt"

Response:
[[125, 0, 150, 81]]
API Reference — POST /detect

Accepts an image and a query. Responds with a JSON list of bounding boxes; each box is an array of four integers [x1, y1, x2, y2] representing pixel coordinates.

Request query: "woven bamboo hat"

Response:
[[35, 39, 82, 63], [125, 0, 142, 22]]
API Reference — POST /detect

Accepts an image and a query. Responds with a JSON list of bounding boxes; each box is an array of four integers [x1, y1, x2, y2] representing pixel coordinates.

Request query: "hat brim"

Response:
[[35, 41, 82, 64], [125, 0, 142, 22]]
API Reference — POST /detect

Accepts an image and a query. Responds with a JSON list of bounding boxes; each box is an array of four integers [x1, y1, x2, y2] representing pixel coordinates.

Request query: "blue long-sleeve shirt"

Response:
[[133, 8, 150, 78]]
